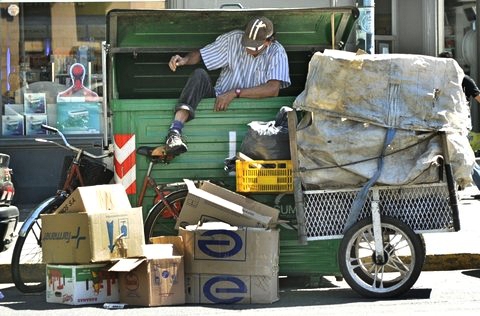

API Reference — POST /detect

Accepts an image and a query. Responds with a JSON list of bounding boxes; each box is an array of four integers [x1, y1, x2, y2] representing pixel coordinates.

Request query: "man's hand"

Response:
[[214, 90, 237, 111], [169, 50, 201, 72], [169, 55, 185, 72]]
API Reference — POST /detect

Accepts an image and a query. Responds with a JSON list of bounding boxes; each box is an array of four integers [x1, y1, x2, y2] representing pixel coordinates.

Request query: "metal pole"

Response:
[[357, 0, 375, 54]]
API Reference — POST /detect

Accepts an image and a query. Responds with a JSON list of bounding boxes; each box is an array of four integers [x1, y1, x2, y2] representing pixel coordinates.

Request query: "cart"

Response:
[[286, 111, 460, 298]]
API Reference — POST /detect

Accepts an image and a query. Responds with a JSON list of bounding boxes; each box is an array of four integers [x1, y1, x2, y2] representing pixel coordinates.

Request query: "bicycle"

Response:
[[11, 124, 113, 293], [135, 145, 190, 242]]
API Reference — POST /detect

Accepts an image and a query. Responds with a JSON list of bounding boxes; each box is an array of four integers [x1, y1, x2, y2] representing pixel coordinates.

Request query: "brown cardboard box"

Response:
[[109, 237, 185, 306], [179, 222, 279, 275], [176, 179, 279, 229], [180, 222, 279, 304], [185, 273, 278, 304], [41, 207, 144, 263], [55, 184, 132, 214], [42, 184, 144, 263], [46, 263, 119, 305]]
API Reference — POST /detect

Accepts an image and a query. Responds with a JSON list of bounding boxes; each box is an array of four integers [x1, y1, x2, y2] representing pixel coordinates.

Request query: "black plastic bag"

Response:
[[239, 106, 292, 160]]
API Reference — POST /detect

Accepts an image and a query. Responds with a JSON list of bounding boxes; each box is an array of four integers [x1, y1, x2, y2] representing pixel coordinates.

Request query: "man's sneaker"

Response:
[[165, 130, 188, 155]]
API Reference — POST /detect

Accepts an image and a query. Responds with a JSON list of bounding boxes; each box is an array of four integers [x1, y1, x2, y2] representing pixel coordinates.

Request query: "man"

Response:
[[439, 52, 480, 198], [157, 16, 291, 156]]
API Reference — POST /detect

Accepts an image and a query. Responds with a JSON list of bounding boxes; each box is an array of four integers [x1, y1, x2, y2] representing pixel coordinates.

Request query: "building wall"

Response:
[[396, 0, 424, 54]]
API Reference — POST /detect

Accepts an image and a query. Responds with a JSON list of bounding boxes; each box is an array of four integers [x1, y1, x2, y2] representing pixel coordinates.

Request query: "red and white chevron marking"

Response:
[[114, 134, 136, 194]]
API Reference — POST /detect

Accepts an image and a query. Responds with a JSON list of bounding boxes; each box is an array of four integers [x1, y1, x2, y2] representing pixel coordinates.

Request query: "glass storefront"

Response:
[[0, 1, 165, 138]]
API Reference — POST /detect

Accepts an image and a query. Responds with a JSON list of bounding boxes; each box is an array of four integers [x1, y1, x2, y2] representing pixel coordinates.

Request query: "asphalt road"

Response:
[[1, 270, 480, 315]]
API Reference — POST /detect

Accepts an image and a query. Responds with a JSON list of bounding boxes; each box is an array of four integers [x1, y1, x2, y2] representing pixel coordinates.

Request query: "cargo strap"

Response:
[[343, 127, 397, 233]]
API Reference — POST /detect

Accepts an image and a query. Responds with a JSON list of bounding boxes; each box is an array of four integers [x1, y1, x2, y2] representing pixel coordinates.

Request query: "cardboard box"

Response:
[[24, 92, 46, 114], [185, 273, 278, 304], [109, 237, 185, 306], [55, 184, 132, 214], [2, 115, 24, 136], [56, 101, 101, 134], [25, 114, 48, 135], [4, 103, 24, 115], [180, 223, 279, 304], [176, 179, 279, 229], [46, 263, 119, 305], [179, 222, 279, 276], [41, 207, 145, 263], [42, 184, 144, 263]]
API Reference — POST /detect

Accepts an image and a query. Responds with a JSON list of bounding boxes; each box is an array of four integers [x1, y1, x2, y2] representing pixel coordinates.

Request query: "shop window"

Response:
[[0, 1, 165, 138]]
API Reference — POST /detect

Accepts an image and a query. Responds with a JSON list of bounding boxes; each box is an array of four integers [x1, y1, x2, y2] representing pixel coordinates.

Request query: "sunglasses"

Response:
[[245, 43, 265, 52]]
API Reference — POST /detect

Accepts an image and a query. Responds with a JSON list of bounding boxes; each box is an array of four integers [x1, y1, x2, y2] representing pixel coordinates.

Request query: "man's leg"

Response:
[[164, 69, 215, 155]]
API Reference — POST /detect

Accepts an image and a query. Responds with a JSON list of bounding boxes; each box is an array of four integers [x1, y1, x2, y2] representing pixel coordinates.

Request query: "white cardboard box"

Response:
[[46, 263, 119, 305], [25, 114, 47, 135], [176, 179, 279, 229], [2, 115, 24, 136]]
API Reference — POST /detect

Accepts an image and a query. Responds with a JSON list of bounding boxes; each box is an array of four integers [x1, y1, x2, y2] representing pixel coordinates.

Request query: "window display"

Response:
[[0, 1, 166, 138]]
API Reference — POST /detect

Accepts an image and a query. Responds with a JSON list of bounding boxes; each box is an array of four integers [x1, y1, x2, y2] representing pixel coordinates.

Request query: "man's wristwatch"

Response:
[[235, 88, 241, 98]]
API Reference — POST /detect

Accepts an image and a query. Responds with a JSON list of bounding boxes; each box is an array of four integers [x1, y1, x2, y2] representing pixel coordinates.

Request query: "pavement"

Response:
[[0, 186, 479, 284]]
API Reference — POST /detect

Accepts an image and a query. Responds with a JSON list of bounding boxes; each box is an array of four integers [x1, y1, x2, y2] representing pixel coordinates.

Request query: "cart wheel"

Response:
[[338, 216, 425, 298]]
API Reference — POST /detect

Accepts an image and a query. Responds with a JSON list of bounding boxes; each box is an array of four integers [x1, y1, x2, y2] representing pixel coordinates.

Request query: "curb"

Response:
[[1, 254, 479, 285], [0, 263, 45, 284], [422, 253, 480, 271]]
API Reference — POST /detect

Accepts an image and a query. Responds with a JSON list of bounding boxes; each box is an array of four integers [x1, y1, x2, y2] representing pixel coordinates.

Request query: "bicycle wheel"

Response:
[[338, 216, 425, 298], [11, 197, 64, 293], [144, 189, 187, 242]]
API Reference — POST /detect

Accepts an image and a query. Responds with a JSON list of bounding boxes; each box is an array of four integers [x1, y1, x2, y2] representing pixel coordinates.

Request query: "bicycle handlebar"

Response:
[[36, 124, 112, 160]]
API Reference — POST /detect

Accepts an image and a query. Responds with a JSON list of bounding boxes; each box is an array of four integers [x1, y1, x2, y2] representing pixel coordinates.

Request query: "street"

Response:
[[1, 269, 480, 315]]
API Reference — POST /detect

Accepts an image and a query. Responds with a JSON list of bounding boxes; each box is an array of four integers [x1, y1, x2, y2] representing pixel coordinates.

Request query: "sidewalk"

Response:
[[422, 185, 480, 270], [1, 187, 479, 283]]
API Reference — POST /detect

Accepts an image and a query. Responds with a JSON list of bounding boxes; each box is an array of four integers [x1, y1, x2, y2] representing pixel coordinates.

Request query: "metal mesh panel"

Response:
[[304, 183, 454, 241]]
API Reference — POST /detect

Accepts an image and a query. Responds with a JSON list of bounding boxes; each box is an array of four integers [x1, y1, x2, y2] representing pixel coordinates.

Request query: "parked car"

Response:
[[0, 153, 19, 252]]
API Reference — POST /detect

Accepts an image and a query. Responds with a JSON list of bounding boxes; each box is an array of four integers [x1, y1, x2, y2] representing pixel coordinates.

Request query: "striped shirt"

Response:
[[200, 30, 291, 96]]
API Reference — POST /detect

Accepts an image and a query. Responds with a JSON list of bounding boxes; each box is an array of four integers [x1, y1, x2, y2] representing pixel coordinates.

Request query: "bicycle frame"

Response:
[[61, 151, 85, 192], [137, 159, 181, 218]]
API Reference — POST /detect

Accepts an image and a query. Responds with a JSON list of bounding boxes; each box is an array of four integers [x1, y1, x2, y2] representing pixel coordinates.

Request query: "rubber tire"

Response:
[[338, 216, 425, 298], [143, 189, 188, 242], [11, 198, 64, 293], [11, 216, 46, 293]]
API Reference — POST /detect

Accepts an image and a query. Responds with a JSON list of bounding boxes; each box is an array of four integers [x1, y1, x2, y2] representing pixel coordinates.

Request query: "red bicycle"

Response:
[[11, 125, 113, 293]]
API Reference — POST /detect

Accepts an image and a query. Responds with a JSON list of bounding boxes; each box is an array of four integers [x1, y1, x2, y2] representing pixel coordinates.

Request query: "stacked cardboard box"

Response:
[[109, 236, 185, 306], [2, 95, 49, 136], [42, 184, 145, 305], [177, 180, 280, 304], [42, 180, 280, 306]]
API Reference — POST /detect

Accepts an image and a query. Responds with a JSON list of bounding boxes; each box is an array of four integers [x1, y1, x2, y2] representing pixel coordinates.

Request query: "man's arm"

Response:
[[214, 80, 281, 111], [169, 50, 202, 72], [234, 80, 281, 98]]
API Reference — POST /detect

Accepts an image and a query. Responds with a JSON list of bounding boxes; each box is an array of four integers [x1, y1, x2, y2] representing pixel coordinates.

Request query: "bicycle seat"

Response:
[[136, 145, 175, 163], [137, 146, 159, 157]]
